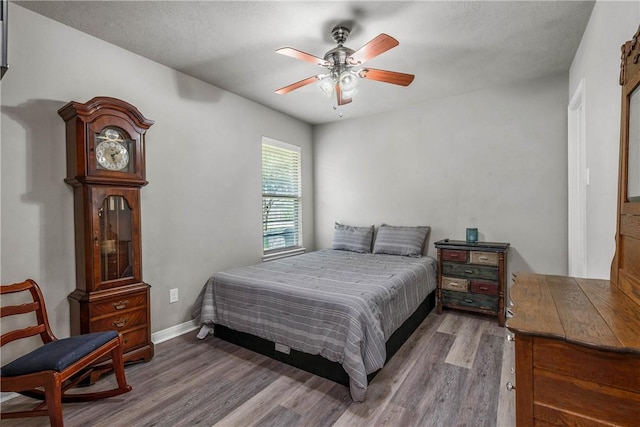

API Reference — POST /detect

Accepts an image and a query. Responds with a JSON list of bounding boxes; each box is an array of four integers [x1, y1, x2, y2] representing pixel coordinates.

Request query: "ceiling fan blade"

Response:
[[276, 47, 329, 67], [275, 76, 320, 94], [358, 68, 415, 86], [349, 34, 399, 65], [336, 85, 352, 106]]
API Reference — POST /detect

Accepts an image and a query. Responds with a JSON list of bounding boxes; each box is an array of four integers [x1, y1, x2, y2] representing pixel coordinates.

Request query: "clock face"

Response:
[[95, 128, 130, 171]]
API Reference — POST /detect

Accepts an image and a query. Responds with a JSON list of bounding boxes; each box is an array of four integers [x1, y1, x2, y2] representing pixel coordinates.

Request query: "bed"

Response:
[[192, 224, 437, 401]]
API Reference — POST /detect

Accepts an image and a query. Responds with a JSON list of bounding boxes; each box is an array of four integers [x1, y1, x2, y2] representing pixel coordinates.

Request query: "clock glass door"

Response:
[[627, 83, 640, 202], [99, 195, 133, 281]]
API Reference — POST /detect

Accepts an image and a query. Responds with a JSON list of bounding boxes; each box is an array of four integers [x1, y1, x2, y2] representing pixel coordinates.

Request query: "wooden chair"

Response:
[[1, 279, 132, 426]]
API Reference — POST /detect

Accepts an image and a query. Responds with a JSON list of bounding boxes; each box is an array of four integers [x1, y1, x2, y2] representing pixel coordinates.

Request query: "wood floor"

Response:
[[2, 310, 516, 426]]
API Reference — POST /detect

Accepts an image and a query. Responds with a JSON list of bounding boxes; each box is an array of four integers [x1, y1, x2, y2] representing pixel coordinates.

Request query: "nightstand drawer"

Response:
[[470, 251, 499, 266], [470, 280, 498, 296], [442, 263, 498, 281], [442, 249, 467, 262], [443, 290, 498, 311], [442, 276, 468, 292]]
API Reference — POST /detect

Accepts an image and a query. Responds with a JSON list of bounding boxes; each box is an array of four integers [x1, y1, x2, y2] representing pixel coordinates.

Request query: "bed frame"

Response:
[[214, 289, 436, 386]]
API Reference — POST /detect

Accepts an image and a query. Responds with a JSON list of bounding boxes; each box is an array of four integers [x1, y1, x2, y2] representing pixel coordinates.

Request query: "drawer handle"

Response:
[[124, 337, 129, 345], [464, 299, 473, 303], [448, 282, 462, 287], [112, 300, 130, 310], [479, 256, 489, 260], [113, 318, 129, 328], [464, 269, 473, 274], [479, 287, 488, 290], [506, 382, 515, 391]]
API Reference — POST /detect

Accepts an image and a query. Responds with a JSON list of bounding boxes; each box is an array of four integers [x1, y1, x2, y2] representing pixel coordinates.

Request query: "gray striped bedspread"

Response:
[[192, 249, 437, 401]]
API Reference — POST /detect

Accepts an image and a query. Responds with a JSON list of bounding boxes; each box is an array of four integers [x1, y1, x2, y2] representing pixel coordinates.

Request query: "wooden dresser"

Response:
[[506, 273, 640, 425], [435, 240, 509, 325]]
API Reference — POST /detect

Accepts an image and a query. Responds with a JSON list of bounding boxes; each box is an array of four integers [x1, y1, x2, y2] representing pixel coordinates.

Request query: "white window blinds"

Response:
[[262, 138, 302, 254]]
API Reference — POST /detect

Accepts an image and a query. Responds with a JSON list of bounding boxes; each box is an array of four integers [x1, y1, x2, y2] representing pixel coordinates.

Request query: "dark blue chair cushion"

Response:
[[0, 331, 118, 377]]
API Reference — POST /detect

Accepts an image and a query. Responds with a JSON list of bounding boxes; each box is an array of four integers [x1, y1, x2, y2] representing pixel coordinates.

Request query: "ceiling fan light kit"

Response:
[[276, 25, 414, 109]]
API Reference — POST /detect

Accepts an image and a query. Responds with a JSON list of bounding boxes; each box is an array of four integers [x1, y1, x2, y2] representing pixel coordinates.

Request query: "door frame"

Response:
[[568, 78, 587, 277]]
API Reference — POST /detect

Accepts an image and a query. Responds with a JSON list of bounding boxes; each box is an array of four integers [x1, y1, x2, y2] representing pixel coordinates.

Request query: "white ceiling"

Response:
[[17, 1, 595, 125]]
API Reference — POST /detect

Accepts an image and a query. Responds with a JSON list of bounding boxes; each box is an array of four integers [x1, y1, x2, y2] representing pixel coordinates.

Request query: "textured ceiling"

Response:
[[17, 1, 595, 125]]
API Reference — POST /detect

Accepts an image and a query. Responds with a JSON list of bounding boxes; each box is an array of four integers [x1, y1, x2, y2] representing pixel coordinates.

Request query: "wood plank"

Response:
[[454, 333, 504, 426], [254, 405, 302, 427], [436, 310, 464, 335], [576, 277, 640, 351], [392, 332, 458, 413], [547, 276, 621, 348], [506, 273, 564, 338], [210, 364, 309, 426], [444, 314, 487, 368], [295, 382, 352, 427]]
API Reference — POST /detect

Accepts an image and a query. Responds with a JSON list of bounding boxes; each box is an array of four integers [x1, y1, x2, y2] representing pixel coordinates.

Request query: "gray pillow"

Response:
[[331, 223, 374, 253], [372, 224, 430, 257]]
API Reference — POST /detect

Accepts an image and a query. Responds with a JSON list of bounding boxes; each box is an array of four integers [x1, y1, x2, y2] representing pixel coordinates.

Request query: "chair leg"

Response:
[[58, 337, 131, 402], [111, 336, 131, 394], [44, 375, 64, 427]]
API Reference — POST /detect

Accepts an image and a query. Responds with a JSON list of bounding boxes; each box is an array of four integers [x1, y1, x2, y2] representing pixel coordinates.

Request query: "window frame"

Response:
[[261, 137, 304, 260]]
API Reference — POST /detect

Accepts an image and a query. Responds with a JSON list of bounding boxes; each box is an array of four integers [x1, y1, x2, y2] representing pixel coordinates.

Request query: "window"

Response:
[[262, 137, 302, 256]]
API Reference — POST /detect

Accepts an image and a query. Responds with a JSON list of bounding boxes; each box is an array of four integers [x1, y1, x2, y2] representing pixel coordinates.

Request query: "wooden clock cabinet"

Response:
[[59, 97, 154, 365]]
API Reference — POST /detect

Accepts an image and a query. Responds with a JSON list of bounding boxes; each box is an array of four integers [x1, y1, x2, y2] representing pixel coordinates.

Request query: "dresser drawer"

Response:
[[121, 326, 149, 352], [443, 290, 498, 311], [469, 251, 499, 266], [532, 337, 640, 392], [533, 369, 640, 426], [442, 263, 498, 281], [442, 249, 467, 263], [91, 307, 147, 332], [470, 280, 498, 296], [90, 292, 147, 317], [442, 276, 468, 292]]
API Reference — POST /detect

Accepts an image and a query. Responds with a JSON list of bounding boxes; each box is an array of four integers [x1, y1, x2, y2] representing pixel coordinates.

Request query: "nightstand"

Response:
[[434, 239, 510, 326]]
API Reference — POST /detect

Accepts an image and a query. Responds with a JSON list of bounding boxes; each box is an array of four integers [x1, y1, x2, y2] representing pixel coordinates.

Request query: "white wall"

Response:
[[314, 73, 570, 278], [569, 1, 640, 279], [0, 4, 314, 345]]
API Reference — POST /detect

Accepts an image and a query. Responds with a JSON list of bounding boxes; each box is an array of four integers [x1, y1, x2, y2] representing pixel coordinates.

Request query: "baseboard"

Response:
[[1, 320, 199, 404], [151, 319, 199, 344]]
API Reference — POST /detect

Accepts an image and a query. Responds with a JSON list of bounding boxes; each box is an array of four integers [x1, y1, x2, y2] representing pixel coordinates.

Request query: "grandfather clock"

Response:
[[59, 97, 154, 364]]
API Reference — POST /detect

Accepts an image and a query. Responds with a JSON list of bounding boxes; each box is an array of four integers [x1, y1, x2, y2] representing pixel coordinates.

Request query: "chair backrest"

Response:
[[1, 279, 57, 348]]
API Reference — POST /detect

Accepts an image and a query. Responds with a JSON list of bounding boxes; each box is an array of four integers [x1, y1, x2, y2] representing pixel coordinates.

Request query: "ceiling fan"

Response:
[[275, 26, 415, 106]]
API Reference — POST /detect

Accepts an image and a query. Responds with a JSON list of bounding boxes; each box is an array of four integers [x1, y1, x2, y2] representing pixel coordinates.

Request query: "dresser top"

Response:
[[434, 239, 510, 252], [506, 272, 640, 354]]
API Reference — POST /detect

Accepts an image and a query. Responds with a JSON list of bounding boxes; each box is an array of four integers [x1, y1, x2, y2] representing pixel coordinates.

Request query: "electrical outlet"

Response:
[[169, 288, 179, 303]]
